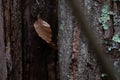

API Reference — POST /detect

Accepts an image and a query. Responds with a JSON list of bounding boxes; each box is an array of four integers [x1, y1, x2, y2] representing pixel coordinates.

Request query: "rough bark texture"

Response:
[[2, 0, 58, 80], [9, 0, 23, 80], [58, 0, 74, 80], [3, 0, 23, 80], [22, 0, 58, 80], [0, 0, 120, 80], [58, 0, 101, 80], [58, 0, 120, 80], [0, 0, 7, 80]]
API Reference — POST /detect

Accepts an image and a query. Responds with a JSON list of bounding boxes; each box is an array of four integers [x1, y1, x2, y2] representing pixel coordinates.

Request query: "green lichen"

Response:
[[99, 5, 114, 30], [99, 5, 120, 52], [112, 34, 120, 43]]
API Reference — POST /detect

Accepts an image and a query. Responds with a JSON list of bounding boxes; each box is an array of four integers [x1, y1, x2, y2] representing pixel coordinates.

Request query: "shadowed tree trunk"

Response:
[[3, 0, 23, 80], [22, 0, 58, 80], [2, 0, 58, 80], [0, 0, 120, 80], [0, 0, 7, 80]]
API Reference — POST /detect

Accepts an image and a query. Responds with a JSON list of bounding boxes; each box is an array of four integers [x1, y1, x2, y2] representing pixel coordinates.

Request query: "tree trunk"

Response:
[[58, 0, 120, 80], [58, 0, 101, 80], [2, 0, 58, 80], [0, 0, 7, 80], [0, 0, 120, 80], [22, 0, 58, 80]]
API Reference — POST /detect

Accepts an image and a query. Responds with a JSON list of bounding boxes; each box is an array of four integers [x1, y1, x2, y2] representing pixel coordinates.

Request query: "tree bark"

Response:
[[58, 0, 100, 80], [22, 0, 58, 80], [0, 0, 7, 80], [58, 0, 120, 80], [1, 0, 120, 80]]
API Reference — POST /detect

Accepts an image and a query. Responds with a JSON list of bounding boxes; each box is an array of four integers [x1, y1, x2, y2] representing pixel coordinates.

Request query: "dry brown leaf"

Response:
[[34, 18, 52, 43]]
